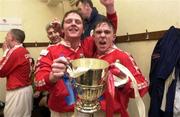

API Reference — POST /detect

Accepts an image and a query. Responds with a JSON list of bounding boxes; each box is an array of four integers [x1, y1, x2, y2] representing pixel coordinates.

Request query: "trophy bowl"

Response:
[[70, 58, 109, 114]]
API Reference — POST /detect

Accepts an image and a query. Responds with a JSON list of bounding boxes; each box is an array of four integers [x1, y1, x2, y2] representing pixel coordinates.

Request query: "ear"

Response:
[[112, 34, 116, 41], [92, 34, 95, 38], [90, 30, 94, 36], [11, 35, 16, 42]]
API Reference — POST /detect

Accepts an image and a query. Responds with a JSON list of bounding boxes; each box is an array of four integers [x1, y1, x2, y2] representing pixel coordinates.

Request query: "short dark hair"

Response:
[[61, 10, 84, 29], [10, 29, 25, 43], [76, 0, 93, 8], [93, 17, 115, 34]]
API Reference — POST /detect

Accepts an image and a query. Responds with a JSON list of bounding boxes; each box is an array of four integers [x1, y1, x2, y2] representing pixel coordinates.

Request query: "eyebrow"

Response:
[[95, 30, 112, 33]]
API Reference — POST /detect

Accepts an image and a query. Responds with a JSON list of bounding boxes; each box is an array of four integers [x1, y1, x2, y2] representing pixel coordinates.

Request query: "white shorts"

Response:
[[4, 85, 33, 117]]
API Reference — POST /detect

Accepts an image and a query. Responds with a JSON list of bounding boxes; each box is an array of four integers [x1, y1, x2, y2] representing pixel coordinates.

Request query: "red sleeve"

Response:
[[82, 36, 96, 57], [107, 12, 118, 33], [34, 48, 55, 92], [0, 49, 20, 77], [120, 53, 148, 98]]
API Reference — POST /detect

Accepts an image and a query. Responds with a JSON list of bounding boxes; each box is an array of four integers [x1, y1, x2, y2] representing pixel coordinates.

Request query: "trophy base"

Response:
[[75, 100, 100, 114]]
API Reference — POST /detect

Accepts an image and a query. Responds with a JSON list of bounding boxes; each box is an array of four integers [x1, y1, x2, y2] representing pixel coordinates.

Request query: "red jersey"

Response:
[[107, 12, 118, 33], [0, 44, 32, 90], [34, 41, 91, 112], [94, 46, 149, 117]]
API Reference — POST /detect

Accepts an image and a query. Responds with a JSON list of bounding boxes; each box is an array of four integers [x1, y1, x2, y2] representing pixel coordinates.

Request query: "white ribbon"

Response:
[[113, 62, 146, 117]]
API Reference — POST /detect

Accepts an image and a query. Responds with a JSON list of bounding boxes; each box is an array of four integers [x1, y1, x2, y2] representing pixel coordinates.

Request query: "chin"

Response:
[[70, 35, 81, 39], [98, 49, 106, 53]]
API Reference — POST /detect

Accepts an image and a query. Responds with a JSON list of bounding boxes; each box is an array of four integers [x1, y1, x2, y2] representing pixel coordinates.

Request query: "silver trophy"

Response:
[[69, 58, 109, 114]]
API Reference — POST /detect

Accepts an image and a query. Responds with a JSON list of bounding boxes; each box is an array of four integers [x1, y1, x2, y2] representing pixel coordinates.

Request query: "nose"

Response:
[[100, 31, 106, 37], [52, 32, 56, 36], [52, 32, 59, 37], [71, 20, 77, 25]]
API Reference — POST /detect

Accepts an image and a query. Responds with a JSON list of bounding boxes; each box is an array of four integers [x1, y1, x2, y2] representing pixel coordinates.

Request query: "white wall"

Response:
[[93, 0, 180, 35], [0, 0, 67, 43]]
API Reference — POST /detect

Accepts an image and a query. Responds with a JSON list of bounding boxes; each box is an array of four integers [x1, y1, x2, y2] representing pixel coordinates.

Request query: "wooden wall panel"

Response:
[[0, 30, 166, 48]]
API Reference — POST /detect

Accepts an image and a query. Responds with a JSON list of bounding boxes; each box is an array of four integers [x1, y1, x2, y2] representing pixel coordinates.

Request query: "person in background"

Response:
[[32, 19, 64, 117], [91, 18, 149, 117], [76, 0, 117, 39], [46, 19, 63, 44], [32, 56, 51, 117], [0, 29, 33, 117], [34, 19, 63, 98]]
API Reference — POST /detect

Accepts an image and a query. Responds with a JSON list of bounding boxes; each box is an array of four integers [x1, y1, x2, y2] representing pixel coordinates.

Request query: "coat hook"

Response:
[[35, 41, 38, 47], [146, 29, 149, 39], [126, 33, 130, 41], [49, 41, 51, 45]]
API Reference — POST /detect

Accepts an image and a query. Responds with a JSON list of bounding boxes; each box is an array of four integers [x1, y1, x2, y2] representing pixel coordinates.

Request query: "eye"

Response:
[[104, 30, 111, 34], [64, 19, 72, 24], [95, 30, 112, 35], [95, 30, 102, 35], [48, 32, 53, 35], [54, 30, 58, 33], [75, 20, 82, 25]]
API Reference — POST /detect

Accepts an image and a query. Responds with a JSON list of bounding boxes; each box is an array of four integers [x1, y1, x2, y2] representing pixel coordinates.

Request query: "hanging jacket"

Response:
[[149, 26, 180, 117]]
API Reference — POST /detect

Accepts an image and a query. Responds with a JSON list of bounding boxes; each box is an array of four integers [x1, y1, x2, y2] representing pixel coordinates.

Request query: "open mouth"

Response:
[[99, 41, 106, 45]]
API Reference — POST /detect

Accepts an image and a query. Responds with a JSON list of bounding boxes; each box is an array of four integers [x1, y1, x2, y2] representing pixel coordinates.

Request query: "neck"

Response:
[[71, 41, 80, 50], [64, 37, 81, 50], [97, 47, 115, 56]]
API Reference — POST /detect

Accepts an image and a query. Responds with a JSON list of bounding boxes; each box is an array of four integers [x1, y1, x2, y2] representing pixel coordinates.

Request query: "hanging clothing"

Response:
[[149, 26, 180, 117]]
